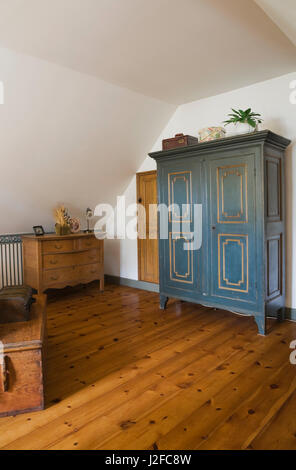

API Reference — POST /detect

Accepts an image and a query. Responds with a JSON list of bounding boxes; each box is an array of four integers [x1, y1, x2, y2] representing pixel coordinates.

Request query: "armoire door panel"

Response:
[[266, 235, 282, 300], [169, 232, 194, 284], [265, 156, 281, 222], [168, 171, 192, 222], [217, 164, 248, 223], [209, 154, 257, 304], [218, 234, 248, 293]]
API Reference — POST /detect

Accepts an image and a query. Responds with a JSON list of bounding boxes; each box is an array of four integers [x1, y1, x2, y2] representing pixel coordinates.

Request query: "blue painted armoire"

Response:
[[149, 130, 291, 335]]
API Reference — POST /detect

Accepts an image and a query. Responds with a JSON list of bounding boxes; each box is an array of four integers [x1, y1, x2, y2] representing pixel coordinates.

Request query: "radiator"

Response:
[[0, 234, 25, 288]]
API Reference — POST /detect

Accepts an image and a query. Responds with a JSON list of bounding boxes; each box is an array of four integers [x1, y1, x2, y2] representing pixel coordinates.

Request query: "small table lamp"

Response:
[[85, 208, 93, 233]]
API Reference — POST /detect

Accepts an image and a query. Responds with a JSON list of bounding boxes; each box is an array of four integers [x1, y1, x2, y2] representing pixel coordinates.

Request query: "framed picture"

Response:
[[33, 225, 45, 236], [69, 217, 80, 233]]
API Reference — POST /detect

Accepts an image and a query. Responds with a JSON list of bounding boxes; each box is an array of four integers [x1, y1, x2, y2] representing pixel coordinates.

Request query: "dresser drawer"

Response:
[[77, 237, 101, 251], [78, 264, 103, 281], [43, 266, 77, 286], [43, 264, 102, 287], [43, 249, 100, 270], [42, 239, 74, 253]]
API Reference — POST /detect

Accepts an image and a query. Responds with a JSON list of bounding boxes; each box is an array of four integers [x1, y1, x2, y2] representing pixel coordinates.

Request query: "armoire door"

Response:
[[208, 154, 257, 306], [159, 160, 203, 297]]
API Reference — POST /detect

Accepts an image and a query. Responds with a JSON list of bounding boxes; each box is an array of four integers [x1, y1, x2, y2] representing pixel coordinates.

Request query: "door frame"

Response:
[[136, 170, 158, 283]]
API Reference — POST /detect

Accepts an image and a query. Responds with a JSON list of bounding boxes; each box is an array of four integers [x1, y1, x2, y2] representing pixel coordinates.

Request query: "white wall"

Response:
[[0, 47, 175, 234], [115, 72, 296, 308], [104, 155, 159, 279]]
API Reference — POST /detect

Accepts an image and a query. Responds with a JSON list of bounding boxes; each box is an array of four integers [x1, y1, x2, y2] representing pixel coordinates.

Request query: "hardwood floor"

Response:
[[0, 283, 296, 450]]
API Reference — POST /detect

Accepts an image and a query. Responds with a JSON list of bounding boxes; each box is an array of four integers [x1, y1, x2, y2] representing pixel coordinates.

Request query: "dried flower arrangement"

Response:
[[53, 205, 71, 235]]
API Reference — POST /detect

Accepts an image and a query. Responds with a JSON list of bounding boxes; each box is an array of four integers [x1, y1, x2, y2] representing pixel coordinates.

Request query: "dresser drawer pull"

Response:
[[88, 256, 96, 261], [50, 259, 58, 265], [50, 276, 59, 281], [90, 269, 97, 274], [1, 355, 9, 392], [54, 244, 63, 249], [85, 241, 92, 246]]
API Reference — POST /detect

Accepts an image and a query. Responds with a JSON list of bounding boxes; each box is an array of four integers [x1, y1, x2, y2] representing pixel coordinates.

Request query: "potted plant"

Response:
[[223, 108, 263, 135]]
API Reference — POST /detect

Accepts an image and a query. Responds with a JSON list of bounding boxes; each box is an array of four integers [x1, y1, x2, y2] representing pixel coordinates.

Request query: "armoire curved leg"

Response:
[[254, 315, 266, 336], [160, 295, 168, 310]]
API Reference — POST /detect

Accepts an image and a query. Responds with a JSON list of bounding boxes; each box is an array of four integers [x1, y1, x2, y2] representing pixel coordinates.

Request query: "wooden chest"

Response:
[[162, 133, 199, 150], [22, 233, 104, 295], [0, 295, 46, 417]]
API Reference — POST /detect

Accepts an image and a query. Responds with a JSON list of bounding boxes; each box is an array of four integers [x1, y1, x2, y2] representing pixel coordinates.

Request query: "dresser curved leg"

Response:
[[160, 295, 168, 310], [254, 314, 266, 336]]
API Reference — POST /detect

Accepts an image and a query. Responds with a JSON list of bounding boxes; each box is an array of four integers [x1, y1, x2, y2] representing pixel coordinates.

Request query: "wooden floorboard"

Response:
[[0, 283, 296, 450]]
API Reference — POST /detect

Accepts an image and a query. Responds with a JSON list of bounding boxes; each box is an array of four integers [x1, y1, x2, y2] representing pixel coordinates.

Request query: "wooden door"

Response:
[[137, 171, 159, 283]]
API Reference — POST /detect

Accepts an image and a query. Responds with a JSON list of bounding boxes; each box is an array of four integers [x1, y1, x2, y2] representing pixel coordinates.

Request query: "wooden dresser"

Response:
[[22, 233, 104, 295], [0, 295, 46, 417]]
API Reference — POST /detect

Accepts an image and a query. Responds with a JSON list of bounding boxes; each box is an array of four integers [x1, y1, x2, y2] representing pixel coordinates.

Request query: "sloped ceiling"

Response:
[[0, 0, 295, 104], [0, 46, 175, 234], [255, 0, 296, 47]]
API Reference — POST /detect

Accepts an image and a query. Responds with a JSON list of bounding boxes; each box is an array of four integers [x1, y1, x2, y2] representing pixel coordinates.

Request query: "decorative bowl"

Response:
[[198, 127, 226, 142]]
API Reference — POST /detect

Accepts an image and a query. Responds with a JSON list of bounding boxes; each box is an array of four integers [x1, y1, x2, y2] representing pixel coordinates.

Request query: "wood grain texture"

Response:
[[0, 284, 295, 449], [137, 171, 159, 284], [0, 295, 46, 352], [0, 296, 46, 417]]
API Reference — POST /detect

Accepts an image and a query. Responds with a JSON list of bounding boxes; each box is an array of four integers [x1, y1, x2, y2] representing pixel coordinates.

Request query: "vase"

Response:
[[55, 224, 71, 235], [234, 122, 255, 135], [225, 122, 257, 137]]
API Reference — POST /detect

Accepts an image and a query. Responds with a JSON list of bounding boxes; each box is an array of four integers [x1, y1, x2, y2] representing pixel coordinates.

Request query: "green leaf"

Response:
[[224, 107, 262, 128], [247, 118, 256, 128]]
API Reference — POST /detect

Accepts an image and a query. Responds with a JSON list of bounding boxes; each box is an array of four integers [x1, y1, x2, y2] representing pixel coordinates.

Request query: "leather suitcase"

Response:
[[162, 133, 199, 150], [0, 285, 36, 324]]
